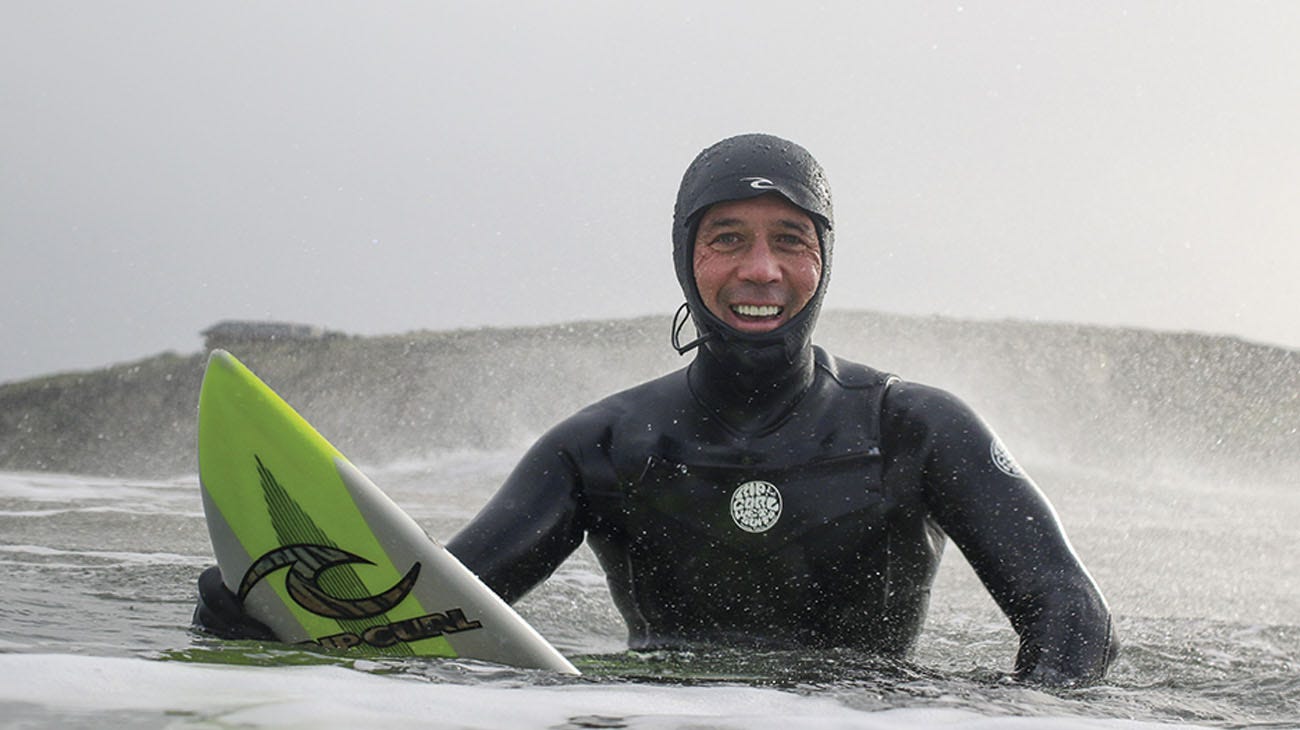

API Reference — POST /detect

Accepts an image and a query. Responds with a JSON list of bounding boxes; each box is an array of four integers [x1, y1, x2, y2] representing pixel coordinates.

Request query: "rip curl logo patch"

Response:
[[740, 176, 777, 190], [730, 480, 783, 533], [990, 437, 1026, 479]]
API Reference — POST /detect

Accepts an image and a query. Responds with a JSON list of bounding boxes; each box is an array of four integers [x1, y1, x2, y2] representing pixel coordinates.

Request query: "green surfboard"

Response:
[[197, 349, 578, 674]]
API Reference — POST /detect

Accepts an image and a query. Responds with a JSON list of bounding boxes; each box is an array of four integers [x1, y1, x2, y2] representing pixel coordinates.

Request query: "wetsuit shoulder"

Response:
[[816, 348, 896, 390], [571, 367, 691, 427], [878, 379, 1022, 472], [445, 368, 690, 603], [879, 378, 974, 426]]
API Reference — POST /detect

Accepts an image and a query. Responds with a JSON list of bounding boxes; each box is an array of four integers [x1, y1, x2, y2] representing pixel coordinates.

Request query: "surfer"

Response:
[[195, 133, 1119, 685]]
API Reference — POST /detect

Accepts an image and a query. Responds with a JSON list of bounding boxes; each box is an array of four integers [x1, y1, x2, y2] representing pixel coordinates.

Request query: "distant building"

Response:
[[201, 320, 343, 351]]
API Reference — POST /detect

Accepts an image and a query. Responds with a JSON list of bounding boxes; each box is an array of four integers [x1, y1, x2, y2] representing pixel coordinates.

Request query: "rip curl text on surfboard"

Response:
[[311, 608, 484, 650]]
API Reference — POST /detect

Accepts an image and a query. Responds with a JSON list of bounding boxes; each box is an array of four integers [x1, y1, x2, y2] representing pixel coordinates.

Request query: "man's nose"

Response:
[[736, 241, 781, 283]]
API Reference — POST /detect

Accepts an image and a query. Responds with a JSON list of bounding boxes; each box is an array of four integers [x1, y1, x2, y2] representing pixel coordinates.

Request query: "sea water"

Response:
[[0, 444, 1296, 729]]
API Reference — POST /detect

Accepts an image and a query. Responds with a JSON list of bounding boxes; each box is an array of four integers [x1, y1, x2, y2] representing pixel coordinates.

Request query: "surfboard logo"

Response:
[[238, 544, 421, 620], [314, 608, 484, 651], [730, 480, 782, 533]]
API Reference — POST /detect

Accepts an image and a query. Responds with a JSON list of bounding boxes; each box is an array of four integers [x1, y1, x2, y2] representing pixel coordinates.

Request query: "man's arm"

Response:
[[446, 424, 589, 603], [887, 382, 1119, 685]]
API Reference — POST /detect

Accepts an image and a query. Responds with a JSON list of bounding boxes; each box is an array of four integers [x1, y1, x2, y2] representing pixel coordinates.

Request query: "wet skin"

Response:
[[692, 194, 822, 334]]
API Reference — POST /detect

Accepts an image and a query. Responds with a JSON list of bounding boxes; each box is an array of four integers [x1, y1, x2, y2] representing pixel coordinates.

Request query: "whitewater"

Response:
[[0, 314, 1296, 728]]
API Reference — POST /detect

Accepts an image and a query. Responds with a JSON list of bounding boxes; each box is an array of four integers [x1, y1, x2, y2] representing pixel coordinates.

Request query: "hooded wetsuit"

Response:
[[446, 134, 1118, 683], [195, 133, 1118, 684]]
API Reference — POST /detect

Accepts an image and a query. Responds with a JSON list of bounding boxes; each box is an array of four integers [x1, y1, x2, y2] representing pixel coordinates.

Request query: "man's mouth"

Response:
[[731, 304, 783, 320]]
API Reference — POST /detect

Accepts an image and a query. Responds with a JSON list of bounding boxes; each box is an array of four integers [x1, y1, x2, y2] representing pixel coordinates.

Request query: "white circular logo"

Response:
[[730, 480, 782, 533], [990, 437, 1026, 478]]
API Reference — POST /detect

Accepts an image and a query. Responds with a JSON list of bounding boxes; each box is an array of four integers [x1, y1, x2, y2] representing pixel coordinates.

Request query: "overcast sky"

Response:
[[3, 2, 1297, 384]]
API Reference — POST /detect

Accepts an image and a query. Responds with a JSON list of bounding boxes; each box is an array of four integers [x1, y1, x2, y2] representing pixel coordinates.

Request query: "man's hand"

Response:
[[192, 565, 276, 641]]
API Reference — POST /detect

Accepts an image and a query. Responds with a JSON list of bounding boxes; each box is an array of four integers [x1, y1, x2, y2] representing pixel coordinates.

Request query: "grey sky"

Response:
[[3, 2, 1297, 384]]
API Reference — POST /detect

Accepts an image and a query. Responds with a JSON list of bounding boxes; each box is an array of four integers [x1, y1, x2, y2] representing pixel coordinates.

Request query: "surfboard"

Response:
[[197, 349, 578, 675]]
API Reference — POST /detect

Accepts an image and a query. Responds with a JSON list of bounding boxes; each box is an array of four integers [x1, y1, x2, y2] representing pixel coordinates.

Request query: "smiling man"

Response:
[[195, 133, 1119, 685], [692, 194, 823, 335]]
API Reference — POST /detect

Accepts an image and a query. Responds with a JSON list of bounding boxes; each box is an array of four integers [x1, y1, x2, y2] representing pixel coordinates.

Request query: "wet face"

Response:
[[692, 194, 822, 335]]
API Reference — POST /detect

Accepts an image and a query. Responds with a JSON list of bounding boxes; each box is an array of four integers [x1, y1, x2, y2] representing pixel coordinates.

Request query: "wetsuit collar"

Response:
[[687, 339, 817, 433]]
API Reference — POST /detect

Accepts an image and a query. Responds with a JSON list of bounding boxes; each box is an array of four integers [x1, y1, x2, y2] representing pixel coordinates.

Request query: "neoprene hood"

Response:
[[671, 133, 834, 367]]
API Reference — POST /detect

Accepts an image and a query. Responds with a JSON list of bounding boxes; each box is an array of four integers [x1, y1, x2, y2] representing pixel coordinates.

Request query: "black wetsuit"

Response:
[[447, 344, 1118, 683]]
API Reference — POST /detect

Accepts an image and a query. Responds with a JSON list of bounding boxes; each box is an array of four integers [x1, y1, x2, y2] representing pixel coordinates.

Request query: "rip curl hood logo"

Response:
[[740, 176, 777, 190], [990, 437, 1027, 479], [730, 480, 783, 533], [238, 544, 421, 620]]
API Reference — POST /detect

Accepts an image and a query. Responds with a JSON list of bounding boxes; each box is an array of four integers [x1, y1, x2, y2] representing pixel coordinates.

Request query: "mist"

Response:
[[3, 2, 1298, 384]]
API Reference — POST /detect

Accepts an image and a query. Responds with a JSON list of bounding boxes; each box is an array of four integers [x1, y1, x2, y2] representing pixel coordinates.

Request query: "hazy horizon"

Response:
[[4, 3, 1298, 384]]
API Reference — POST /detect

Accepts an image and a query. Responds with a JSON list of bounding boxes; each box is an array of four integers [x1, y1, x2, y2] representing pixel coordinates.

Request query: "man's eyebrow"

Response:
[[700, 217, 814, 233]]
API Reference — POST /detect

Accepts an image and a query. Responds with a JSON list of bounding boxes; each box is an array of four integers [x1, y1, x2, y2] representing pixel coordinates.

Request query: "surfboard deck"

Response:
[[197, 349, 578, 675]]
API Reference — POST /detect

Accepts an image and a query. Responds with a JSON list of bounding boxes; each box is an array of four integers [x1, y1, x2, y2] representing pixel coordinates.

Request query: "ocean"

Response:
[[0, 314, 1296, 728]]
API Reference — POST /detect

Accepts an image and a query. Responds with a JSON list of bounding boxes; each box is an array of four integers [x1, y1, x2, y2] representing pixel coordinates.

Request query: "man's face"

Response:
[[692, 194, 822, 334]]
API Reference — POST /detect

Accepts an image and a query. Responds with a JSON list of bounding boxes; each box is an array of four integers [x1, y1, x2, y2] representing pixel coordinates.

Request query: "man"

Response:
[[196, 133, 1119, 685]]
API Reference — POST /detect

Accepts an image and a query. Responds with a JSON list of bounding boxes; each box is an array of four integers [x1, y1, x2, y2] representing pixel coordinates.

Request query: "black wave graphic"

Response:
[[238, 544, 421, 620]]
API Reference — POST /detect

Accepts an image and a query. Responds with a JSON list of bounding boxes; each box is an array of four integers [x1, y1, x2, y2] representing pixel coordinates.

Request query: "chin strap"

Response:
[[671, 302, 715, 355]]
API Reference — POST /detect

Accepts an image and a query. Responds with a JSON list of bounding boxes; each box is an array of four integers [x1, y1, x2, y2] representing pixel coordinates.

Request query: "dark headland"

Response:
[[1, 311, 1295, 480]]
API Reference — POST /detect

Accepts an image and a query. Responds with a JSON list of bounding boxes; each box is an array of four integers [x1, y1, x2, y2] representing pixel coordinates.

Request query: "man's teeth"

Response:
[[732, 304, 782, 318]]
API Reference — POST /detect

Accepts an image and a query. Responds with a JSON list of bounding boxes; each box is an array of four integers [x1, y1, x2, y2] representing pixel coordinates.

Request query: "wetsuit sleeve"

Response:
[[444, 422, 588, 604], [886, 383, 1119, 685]]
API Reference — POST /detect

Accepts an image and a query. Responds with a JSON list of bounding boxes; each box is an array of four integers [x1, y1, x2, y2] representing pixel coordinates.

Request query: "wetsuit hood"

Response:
[[671, 133, 834, 407]]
